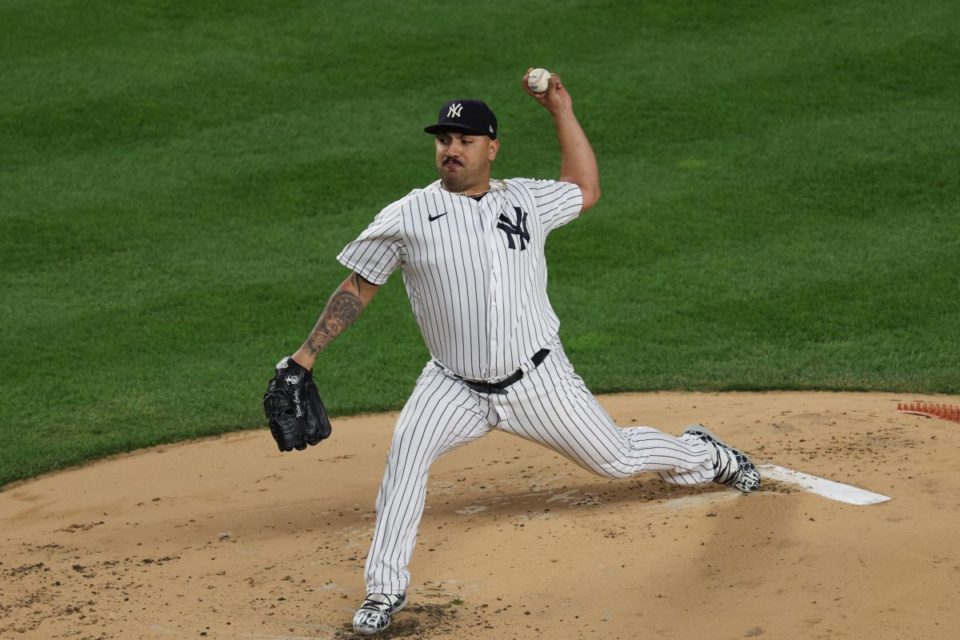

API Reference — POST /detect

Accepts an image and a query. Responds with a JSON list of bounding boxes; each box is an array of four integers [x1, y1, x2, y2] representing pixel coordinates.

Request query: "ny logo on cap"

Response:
[[447, 103, 463, 118]]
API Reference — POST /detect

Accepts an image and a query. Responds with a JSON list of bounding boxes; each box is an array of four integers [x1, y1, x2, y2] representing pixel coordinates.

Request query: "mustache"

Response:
[[442, 157, 462, 166]]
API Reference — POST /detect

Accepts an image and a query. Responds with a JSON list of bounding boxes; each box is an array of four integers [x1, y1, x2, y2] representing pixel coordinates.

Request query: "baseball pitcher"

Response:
[[262, 69, 760, 636]]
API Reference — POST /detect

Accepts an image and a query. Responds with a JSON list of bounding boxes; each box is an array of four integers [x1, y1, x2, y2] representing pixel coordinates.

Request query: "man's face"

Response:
[[434, 131, 499, 193]]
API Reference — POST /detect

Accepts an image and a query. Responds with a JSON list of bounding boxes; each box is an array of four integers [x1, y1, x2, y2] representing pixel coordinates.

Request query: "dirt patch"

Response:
[[2, 392, 959, 639]]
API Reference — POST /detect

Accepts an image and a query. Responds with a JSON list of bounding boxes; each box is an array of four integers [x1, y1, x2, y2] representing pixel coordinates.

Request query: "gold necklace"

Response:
[[460, 188, 490, 198]]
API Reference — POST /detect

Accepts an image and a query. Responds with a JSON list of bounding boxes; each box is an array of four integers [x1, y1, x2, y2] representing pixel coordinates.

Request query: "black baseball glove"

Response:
[[262, 357, 332, 452]]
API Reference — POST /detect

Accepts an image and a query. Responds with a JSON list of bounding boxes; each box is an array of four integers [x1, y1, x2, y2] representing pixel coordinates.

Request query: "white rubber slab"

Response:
[[759, 464, 891, 506]]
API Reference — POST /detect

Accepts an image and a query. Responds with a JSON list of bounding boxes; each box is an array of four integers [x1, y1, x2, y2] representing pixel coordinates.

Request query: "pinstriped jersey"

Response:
[[337, 178, 583, 381]]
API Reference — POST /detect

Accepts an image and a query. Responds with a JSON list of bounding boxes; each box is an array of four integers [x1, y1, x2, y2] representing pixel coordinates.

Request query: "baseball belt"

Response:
[[447, 348, 551, 394]]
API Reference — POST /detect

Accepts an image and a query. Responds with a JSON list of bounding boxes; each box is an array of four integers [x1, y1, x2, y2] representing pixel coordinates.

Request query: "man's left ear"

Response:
[[489, 139, 500, 161]]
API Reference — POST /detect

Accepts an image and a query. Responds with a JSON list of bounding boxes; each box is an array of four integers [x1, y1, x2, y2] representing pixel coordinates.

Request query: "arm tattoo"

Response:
[[301, 288, 364, 357]]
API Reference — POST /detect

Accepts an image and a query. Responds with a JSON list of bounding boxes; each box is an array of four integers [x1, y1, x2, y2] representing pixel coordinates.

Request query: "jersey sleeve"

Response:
[[520, 179, 584, 233], [336, 200, 405, 285]]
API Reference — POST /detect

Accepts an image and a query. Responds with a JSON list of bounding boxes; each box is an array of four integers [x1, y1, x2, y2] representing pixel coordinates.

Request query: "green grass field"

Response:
[[2, 0, 958, 487]]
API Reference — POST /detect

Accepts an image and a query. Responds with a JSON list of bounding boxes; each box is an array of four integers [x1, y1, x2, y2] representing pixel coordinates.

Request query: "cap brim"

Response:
[[424, 123, 495, 138]]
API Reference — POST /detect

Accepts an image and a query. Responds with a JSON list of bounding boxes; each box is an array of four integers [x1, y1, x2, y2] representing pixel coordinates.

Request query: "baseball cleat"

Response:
[[683, 424, 761, 493], [352, 592, 407, 636]]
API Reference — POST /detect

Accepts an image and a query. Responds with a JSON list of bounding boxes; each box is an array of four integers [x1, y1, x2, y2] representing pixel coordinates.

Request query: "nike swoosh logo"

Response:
[[428, 212, 448, 222]]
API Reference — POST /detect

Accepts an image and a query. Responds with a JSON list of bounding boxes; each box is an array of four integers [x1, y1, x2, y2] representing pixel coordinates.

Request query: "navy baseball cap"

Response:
[[424, 99, 498, 139]]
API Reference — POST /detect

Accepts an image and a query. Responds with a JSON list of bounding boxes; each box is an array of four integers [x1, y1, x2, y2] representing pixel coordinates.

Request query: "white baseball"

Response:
[[527, 68, 551, 94]]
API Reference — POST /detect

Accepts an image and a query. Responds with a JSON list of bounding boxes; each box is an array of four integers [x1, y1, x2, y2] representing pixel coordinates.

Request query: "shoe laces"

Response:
[[712, 443, 760, 492], [687, 426, 759, 492], [710, 441, 740, 485], [361, 593, 403, 613]]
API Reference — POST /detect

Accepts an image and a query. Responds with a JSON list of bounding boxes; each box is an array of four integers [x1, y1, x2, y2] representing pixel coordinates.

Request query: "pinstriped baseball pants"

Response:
[[363, 344, 715, 594]]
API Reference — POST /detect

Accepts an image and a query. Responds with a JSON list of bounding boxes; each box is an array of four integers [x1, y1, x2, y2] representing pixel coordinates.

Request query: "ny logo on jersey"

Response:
[[447, 103, 463, 118], [497, 207, 530, 251]]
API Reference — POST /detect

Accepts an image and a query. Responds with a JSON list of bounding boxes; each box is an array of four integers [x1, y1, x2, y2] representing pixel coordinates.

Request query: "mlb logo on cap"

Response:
[[424, 99, 498, 139]]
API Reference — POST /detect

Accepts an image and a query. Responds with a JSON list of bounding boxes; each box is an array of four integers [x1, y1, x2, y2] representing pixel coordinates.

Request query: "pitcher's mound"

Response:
[[2, 391, 958, 639]]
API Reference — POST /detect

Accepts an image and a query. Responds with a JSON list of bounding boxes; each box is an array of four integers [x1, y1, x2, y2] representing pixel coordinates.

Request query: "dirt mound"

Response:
[[2, 392, 959, 639]]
